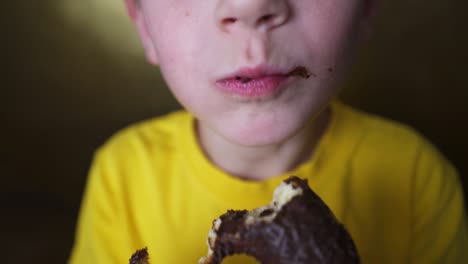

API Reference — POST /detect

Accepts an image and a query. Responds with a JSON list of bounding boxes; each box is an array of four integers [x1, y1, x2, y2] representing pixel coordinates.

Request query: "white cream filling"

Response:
[[199, 218, 223, 263], [245, 181, 303, 225]]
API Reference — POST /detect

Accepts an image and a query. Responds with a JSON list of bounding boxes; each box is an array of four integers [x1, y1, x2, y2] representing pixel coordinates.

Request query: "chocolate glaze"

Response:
[[287, 66, 314, 78], [202, 176, 359, 264], [259, 208, 275, 217], [218, 210, 248, 234], [129, 247, 149, 264], [235, 76, 252, 83]]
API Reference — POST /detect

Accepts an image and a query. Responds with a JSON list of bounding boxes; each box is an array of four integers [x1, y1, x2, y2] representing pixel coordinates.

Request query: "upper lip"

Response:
[[216, 65, 291, 81]]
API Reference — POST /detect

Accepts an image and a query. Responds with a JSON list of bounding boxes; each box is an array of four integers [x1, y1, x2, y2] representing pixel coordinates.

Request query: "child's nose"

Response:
[[215, 0, 290, 32]]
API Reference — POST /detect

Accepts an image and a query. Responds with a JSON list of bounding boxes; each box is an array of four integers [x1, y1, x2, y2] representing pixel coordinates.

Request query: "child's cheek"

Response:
[[296, 1, 362, 67]]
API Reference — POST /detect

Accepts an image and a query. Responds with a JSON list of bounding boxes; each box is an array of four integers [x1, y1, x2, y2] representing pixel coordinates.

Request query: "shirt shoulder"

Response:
[[340, 104, 458, 199], [89, 110, 193, 195], [98, 110, 191, 160], [69, 110, 194, 263], [338, 103, 443, 172], [345, 104, 425, 149], [334, 104, 466, 263]]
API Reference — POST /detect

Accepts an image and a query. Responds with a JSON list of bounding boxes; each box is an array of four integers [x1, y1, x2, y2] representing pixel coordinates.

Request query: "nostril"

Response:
[[258, 14, 274, 24], [222, 17, 238, 25]]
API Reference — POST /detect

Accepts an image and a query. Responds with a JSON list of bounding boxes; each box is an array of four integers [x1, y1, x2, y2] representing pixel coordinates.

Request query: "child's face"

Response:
[[128, 0, 371, 146]]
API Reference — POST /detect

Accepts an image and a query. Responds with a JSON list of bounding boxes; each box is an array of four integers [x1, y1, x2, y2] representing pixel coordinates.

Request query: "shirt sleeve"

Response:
[[409, 141, 468, 263], [68, 148, 133, 264]]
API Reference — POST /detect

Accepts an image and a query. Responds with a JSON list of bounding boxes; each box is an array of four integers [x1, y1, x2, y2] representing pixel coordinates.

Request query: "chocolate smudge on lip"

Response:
[[233, 66, 312, 83], [241, 78, 252, 83], [235, 76, 252, 83], [287, 66, 315, 79]]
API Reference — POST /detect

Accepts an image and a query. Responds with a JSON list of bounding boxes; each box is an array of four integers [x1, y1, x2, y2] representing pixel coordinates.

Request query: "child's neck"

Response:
[[197, 108, 331, 181]]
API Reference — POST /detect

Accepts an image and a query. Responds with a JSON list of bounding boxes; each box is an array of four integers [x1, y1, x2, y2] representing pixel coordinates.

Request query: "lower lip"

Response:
[[216, 75, 290, 98]]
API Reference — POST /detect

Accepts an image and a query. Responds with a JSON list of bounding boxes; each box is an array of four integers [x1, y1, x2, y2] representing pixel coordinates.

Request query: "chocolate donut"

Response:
[[129, 247, 149, 264], [199, 176, 359, 264]]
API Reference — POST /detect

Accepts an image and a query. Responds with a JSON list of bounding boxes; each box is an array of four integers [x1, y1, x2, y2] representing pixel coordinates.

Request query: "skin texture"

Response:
[[125, 0, 375, 180]]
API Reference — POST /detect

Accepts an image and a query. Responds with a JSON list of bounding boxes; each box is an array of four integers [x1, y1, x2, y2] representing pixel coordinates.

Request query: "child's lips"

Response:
[[215, 65, 311, 98], [216, 75, 289, 98]]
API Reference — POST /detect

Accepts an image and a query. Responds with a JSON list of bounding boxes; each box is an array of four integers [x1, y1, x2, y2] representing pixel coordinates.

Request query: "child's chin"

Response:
[[222, 121, 302, 147]]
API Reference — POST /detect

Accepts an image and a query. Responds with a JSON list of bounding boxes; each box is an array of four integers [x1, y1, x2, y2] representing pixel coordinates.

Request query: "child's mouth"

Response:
[[233, 66, 312, 84], [216, 66, 312, 98]]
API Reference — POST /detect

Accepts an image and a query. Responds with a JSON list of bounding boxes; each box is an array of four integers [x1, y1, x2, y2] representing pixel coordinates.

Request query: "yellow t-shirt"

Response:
[[69, 101, 467, 263]]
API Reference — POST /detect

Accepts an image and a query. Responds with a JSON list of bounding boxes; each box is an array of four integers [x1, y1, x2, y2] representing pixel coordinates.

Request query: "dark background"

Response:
[[2, 0, 467, 263]]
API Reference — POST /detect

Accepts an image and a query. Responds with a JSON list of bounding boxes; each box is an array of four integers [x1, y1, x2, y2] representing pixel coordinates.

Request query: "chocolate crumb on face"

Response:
[[129, 247, 149, 264], [235, 76, 252, 83], [287, 66, 315, 78]]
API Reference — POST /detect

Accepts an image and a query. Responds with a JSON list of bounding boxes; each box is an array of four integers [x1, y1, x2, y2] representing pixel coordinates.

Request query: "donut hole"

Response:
[[221, 254, 259, 264]]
